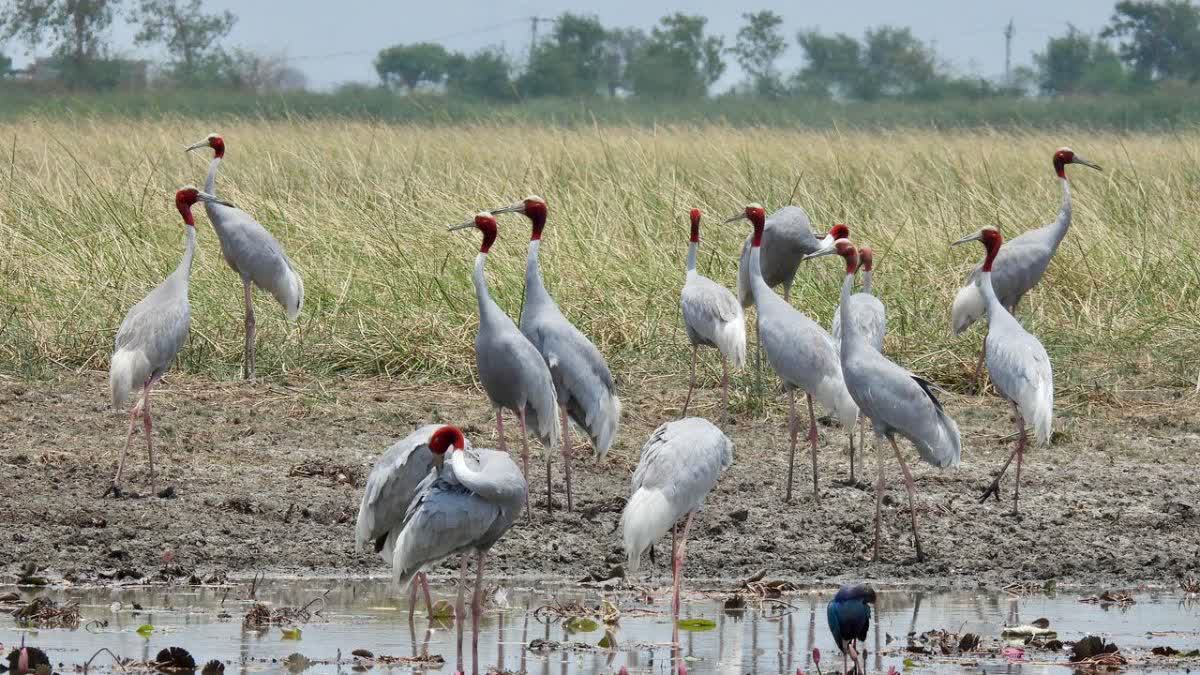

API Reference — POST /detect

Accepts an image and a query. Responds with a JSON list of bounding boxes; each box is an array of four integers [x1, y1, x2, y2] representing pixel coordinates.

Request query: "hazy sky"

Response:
[[10, 0, 1113, 90]]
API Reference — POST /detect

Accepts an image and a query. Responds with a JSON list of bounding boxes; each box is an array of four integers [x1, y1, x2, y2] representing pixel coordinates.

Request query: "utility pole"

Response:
[[1004, 19, 1015, 87], [529, 16, 552, 62]]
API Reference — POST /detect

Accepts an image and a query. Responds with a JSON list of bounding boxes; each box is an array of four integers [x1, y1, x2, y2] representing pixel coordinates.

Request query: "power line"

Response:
[[1003, 19, 1015, 86]]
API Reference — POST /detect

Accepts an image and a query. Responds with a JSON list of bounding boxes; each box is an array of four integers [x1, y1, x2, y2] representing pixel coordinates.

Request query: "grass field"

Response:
[[1, 119, 1197, 405]]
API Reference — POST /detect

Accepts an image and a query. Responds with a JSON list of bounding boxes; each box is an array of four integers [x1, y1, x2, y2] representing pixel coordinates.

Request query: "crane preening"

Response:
[[728, 204, 857, 504], [490, 196, 620, 512], [386, 425, 526, 675], [953, 226, 1053, 515], [448, 212, 560, 515], [951, 147, 1099, 391], [107, 186, 226, 496], [680, 208, 746, 424], [186, 133, 303, 381], [806, 239, 960, 561], [621, 418, 733, 618]]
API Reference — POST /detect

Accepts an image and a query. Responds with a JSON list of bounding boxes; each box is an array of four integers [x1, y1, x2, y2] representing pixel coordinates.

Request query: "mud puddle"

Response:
[[3, 579, 1200, 673]]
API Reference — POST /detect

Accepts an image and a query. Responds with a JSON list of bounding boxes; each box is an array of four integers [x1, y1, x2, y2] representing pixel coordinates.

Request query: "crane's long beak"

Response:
[[447, 220, 476, 231], [951, 231, 983, 247], [185, 139, 210, 153], [802, 242, 838, 261], [490, 203, 525, 215], [196, 191, 234, 208], [1072, 155, 1102, 171], [723, 213, 746, 224]]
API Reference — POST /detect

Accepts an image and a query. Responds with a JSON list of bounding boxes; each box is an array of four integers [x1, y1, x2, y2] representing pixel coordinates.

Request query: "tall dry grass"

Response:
[[1, 118, 1196, 402]]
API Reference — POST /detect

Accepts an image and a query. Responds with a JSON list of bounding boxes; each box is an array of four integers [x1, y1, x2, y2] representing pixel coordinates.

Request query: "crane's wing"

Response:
[[114, 284, 190, 366], [528, 317, 618, 451], [984, 316, 1054, 443], [355, 425, 443, 553], [630, 419, 733, 501], [682, 275, 742, 327], [390, 477, 499, 588]]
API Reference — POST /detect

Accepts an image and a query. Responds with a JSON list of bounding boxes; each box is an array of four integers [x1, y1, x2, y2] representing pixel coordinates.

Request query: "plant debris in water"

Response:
[[1078, 590, 1136, 605], [12, 596, 80, 628], [242, 597, 324, 629], [1070, 635, 1125, 665], [352, 652, 445, 667]]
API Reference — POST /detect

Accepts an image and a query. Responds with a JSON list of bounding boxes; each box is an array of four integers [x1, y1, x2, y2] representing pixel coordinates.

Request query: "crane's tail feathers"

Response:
[[390, 530, 422, 591], [717, 317, 747, 370], [352, 496, 373, 555], [950, 284, 984, 336], [621, 488, 674, 574], [280, 267, 304, 321], [109, 349, 150, 411], [1029, 381, 1054, 447], [589, 394, 621, 461], [916, 409, 962, 469]]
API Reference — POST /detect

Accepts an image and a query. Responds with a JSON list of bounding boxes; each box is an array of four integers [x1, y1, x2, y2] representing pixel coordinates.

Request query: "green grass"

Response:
[[1, 118, 1197, 402]]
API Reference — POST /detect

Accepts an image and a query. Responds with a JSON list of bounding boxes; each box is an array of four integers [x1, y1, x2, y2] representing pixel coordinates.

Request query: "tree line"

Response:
[[3, 0, 1200, 101]]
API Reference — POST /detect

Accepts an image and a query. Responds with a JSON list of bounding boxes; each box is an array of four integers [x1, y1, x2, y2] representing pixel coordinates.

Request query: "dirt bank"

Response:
[[1, 372, 1197, 589]]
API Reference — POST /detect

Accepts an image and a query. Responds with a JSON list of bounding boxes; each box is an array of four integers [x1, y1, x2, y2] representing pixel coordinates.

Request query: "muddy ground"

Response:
[[1, 371, 1197, 590]]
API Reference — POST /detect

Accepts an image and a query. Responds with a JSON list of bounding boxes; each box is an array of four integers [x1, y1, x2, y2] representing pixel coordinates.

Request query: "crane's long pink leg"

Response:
[[243, 278, 256, 382], [848, 427, 857, 485], [785, 389, 798, 503], [142, 375, 159, 494], [873, 435, 885, 562], [560, 407, 573, 512], [471, 551, 487, 675], [420, 572, 434, 617], [682, 346, 698, 418], [495, 408, 508, 452], [1013, 409, 1026, 516], [517, 408, 542, 515], [455, 554, 469, 675], [111, 396, 142, 492], [807, 393, 820, 504], [978, 402, 1024, 506], [672, 512, 694, 618], [721, 354, 730, 426], [407, 575, 419, 625], [890, 437, 925, 562]]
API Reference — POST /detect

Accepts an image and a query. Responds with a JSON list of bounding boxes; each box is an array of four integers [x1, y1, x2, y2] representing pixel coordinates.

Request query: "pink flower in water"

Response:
[[1002, 646, 1026, 661], [796, 669, 805, 675], [18, 648, 30, 675], [677, 662, 689, 675], [887, 667, 900, 675], [812, 648, 821, 666]]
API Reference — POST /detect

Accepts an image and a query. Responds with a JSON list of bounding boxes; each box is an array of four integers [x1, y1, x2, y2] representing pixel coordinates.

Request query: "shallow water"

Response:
[[2, 579, 1199, 674]]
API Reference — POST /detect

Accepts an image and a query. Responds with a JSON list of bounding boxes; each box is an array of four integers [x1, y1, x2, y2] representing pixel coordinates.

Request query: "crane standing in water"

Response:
[[953, 226, 1053, 515], [679, 208, 746, 424], [448, 212, 560, 514], [951, 147, 1099, 391], [490, 196, 620, 512], [108, 186, 223, 495], [186, 133, 304, 381]]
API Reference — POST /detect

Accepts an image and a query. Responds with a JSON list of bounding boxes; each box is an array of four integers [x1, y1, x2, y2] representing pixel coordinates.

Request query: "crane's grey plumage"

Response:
[[732, 205, 857, 503], [954, 227, 1053, 515], [355, 425, 480, 621], [736, 206, 831, 307], [449, 213, 560, 514], [491, 196, 620, 512], [390, 439, 526, 674], [808, 239, 960, 562], [950, 148, 1099, 389], [680, 209, 746, 424], [108, 187, 220, 493], [186, 133, 303, 381], [621, 417, 733, 616]]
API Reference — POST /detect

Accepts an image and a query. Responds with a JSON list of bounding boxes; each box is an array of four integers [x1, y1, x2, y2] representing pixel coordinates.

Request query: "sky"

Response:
[[7, 0, 1113, 90]]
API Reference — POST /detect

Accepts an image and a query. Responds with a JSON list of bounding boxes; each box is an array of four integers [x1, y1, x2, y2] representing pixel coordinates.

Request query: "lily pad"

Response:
[[676, 618, 717, 632], [430, 600, 455, 620], [281, 627, 302, 640], [564, 617, 600, 633], [136, 624, 154, 637]]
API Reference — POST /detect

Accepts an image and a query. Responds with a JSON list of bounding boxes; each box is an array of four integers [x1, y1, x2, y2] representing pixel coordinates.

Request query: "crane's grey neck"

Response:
[[839, 271, 862, 358], [173, 226, 197, 281], [448, 450, 520, 505], [473, 252, 504, 324], [205, 156, 221, 196], [1048, 176, 1072, 246], [978, 269, 1003, 315], [747, 246, 773, 305], [862, 270, 873, 295], [686, 241, 698, 273], [525, 240, 551, 307]]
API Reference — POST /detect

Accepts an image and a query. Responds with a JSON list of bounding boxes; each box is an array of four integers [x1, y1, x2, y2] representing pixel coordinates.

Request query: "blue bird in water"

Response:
[[828, 584, 876, 675]]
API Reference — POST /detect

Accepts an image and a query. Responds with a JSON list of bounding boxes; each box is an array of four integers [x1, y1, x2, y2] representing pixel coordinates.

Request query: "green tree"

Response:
[[0, 0, 121, 88], [627, 13, 724, 100], [858, 27, 938, 99], [1035, 25, 1127, 95], [600, 27, 645, 96], [0, 53, 12, 77], [375, 42, 450, 91], [446, 47, 516, 101], [1102, 0, 1200, 81], [131, 0, 236, 85], [793, 30, 863, 98], [519, 13, 608, 97], [730, 10, 786, 97]]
